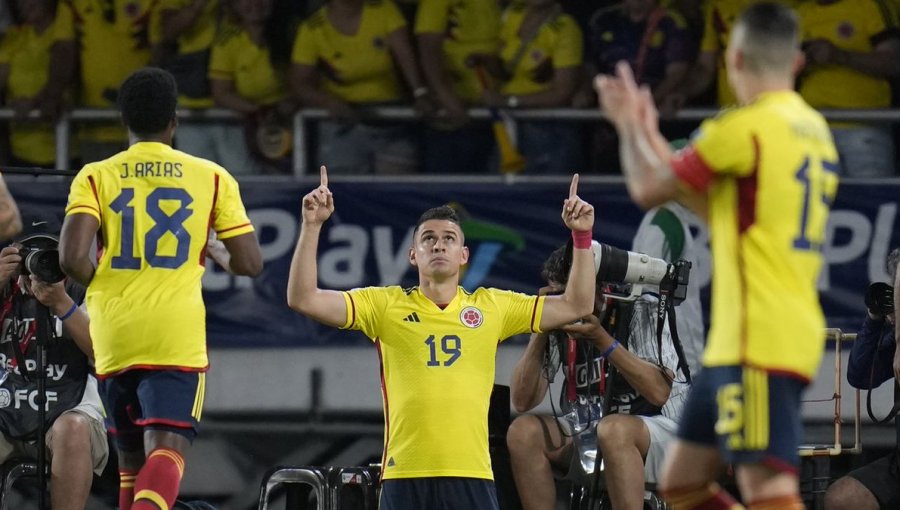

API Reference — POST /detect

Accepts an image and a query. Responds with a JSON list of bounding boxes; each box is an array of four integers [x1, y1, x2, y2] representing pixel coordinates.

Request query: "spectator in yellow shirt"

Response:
[[53, 0, 157, 163], [798, 0, 900, 177], [289, 0, 428, 174], [415, 0, 501, 174], [208, 0, 297, 174], [0, 0, 69, 167], [480, 0, 583, 174]]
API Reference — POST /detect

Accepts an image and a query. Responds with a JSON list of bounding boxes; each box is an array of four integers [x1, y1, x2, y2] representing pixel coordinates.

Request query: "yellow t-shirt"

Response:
[[342, 286, 544, 480], [797, 0, 897, 109], [0, 24, 56, 164], [699, 0, 753, 107], [55, 0, 155, 143], [153, 0, 220, 108], [498, 6, 582, 96], [65, 141, 255, 376], [415, 0, 501, 103], [208, 27, 287, 106], [291, 0, 407, 104], [671, 91, 839, 381]]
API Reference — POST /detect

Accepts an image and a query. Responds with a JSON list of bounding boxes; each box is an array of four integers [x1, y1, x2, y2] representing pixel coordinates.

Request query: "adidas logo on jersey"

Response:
[[402, 312, 421, 323]]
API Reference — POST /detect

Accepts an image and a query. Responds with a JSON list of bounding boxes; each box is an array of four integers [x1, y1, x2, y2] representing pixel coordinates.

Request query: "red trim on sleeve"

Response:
[[375, 339, 389, 483], [201, 174, 221, 266], [670, 146, 715, 192], [87, 175, 102, 221], [217, 222, 251, 235], [133, 418, 195, 429], [529, 296, 539, 332], [737, 135, 761, 234], [347, 293, 357, 329]]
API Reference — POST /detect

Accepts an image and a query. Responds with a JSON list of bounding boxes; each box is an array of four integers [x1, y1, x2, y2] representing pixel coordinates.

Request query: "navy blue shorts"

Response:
[[379, 477, 499, 510], [98, 369, 206, 451], [677, 365, 807, 474]]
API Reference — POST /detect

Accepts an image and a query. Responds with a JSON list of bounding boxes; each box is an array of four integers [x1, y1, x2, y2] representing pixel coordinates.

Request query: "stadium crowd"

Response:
[[0, 0, 899, 176]]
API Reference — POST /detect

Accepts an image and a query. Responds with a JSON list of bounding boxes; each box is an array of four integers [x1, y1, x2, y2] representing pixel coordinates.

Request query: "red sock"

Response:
[[131, 448, 185, 510], [119, 470, 137, 510], [747, 494, 804, 510], [662, 483, 745, 510]]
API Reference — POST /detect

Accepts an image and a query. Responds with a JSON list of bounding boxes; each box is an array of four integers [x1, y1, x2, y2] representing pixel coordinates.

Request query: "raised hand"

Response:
[[562, 173, 594, 232], [594, 61, 643, 128], [302, 166, 334, 226]]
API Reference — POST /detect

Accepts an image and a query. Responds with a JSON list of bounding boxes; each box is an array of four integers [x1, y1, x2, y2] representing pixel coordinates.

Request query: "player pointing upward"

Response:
[[288, 166, 596, 510]]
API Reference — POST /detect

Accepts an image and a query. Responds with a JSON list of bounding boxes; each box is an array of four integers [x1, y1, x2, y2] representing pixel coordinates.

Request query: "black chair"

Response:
[[0, 459, 38, 510], [258, 465, 329, 510]]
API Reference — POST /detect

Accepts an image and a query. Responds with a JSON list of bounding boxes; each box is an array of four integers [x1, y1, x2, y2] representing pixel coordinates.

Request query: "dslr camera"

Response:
[[17, 233, 65, 284], [588, 240, 692, 304]]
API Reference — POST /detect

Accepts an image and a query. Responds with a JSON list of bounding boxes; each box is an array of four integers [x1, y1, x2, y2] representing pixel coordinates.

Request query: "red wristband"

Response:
[[571, 230, 592, 250]]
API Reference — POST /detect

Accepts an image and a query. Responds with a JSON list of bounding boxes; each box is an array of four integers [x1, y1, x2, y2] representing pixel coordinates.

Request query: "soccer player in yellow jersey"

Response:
[[287, 167, 596, 509], [59, 68, 263, 510], [597, 3, 839, 510]]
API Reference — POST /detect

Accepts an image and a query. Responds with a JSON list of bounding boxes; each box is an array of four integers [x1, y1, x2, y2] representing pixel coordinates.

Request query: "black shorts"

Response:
[[847, 451, 900, 508], [379, 477, 499, 510], [98, 369, 206, 451], [677, 365, 806, 473]]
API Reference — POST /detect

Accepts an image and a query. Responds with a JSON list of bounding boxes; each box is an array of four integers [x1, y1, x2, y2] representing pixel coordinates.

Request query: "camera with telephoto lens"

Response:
[[588, 241, 691, 304], [17, 234, 65, 284]]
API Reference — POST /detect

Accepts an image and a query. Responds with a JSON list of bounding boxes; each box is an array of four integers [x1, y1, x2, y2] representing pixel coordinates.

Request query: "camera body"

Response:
[[17, 234, 65, 284]]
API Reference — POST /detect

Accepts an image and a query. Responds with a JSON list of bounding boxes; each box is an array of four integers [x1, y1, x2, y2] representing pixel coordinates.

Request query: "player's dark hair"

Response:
[[734, 2, 799, 74], [542, 245, 570, 286], [415, 206, 461, 234], [118, 67, 178, 137]]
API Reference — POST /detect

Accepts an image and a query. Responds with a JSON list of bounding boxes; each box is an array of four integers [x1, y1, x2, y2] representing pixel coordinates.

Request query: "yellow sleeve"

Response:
[[494, 289, 545, 339], [414, 0, 451, 35], [290, 21, 318, 66], [381, 0, 408, 34], [691, 113, 756, 177], [212, 171, 254, 239], [552, 16, 583, 69], [342, 287, 391, 340], [208, 34, 235, 80], [65, 166, 102, 221], [54, 0, 76, 43], [699, 1, 718, 53]]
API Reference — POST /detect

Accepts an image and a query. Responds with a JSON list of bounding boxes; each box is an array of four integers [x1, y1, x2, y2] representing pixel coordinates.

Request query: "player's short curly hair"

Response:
[[415, 205, 461, 234], [118, 67, 178, 137]]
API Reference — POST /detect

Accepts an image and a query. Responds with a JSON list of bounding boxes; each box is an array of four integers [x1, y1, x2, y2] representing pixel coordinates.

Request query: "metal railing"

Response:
[[2, 106, 900, 177]]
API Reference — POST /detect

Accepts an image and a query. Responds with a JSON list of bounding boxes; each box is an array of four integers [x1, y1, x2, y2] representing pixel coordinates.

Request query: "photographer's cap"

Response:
[[16, 211, 62, 248]]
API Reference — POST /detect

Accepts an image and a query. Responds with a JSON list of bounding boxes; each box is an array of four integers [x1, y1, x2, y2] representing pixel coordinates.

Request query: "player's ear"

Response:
[[792, 50, 805, 77], [409, 247, 417, 267], [460, 246, 469, 265]]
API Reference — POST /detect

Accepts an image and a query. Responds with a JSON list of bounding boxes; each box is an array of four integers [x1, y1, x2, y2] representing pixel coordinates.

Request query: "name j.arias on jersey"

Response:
[[120, 162, 184, 178]]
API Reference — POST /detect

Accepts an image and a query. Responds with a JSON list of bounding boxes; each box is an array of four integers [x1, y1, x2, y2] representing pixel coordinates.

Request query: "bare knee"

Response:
[[825, 476, 879, 510], [50, 413, 92, 454], [507, 415, 547, 456], [596, 414, 638, 452]]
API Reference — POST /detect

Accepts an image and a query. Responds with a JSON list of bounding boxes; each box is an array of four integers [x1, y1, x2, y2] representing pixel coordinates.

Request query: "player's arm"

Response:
[[562, 315, 673, 406], [219, 232, 262, 276], [539, 175, 596, 330], [596, 62, 706, 214], [0, 175, 22, 240], [286, 166, 347, 327], [59, 213, 99, 286]]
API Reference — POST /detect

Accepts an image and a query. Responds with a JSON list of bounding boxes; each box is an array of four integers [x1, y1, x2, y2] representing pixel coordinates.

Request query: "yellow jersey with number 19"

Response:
[[342, 286, 544, 480], [65, 141, 255, 377], [671, 91, 839, 381]]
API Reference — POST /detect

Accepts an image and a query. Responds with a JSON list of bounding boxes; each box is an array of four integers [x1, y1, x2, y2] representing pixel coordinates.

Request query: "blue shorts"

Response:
[[98, 369, 206, 451], [379, 477, 499, 510], [677, 365, 806, 474]]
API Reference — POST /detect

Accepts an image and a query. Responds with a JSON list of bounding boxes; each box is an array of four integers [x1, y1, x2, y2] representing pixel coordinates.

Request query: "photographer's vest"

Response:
[[557, 300, 662, 417], [0, 283, 88, 440]]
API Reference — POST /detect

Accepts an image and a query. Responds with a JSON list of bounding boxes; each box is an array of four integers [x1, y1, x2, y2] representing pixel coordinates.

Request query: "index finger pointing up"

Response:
[[320, 165, 328, 187], [569, 173, 580, 199]]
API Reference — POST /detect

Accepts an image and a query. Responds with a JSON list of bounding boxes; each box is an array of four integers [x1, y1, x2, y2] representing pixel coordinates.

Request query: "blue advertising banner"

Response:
[[8, 179, 898, 347]]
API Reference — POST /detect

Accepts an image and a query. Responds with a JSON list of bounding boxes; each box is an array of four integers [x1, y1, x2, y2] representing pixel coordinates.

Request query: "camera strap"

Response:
[[1, 285, 36, 382], [657, 274, 692, 384], [865, 323, 900, 424]]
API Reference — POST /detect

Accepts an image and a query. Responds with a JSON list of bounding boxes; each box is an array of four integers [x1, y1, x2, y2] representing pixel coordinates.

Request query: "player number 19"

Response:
[[425, 335, 462, 367]]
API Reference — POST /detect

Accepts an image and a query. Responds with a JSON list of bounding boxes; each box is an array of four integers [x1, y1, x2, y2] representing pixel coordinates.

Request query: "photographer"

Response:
[[0, 215, 107, 510], [824, 247, 899, 510], [507, 243, 689, 510]]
